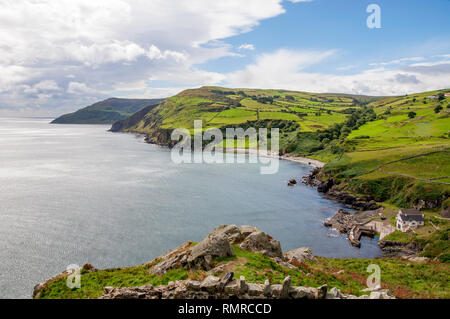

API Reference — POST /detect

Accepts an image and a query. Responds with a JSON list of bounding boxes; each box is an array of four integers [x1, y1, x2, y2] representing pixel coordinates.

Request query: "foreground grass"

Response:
[[38, 244, 450, 299]]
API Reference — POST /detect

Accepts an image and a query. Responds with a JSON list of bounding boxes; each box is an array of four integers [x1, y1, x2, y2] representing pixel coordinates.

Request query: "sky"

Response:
[[0, 0, 449, 116]]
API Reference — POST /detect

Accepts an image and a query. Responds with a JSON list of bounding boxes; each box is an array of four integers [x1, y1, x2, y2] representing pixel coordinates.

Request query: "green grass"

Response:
[[384, 230, 411, 243], [38, 265, 188, 299]]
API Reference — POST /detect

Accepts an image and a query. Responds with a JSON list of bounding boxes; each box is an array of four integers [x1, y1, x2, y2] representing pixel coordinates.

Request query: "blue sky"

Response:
[[0, 0, 449, 116], [200, 0, 450, 78]]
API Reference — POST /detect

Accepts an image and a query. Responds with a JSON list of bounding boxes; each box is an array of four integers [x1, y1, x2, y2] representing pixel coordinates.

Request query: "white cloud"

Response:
[[369, 56, 425, 67], [226, 49, 450, 96], [238, 44, 255, 51], [0, 0, 285, 115]]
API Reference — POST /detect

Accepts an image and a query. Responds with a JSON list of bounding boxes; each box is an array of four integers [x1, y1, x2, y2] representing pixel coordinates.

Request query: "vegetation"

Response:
[[39, 244, 450, 299], [52, 98, 163, 124]]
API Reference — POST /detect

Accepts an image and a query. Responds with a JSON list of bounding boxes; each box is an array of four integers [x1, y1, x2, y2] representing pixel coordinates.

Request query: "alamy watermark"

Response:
[[367, 4, 381, 29], [366, 264, 381, 289], [66, 264, 81, 289], [170, 120, 280, 174]]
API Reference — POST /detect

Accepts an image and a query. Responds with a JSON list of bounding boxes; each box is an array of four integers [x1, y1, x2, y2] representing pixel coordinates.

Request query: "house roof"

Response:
[[399, 209, 424, 222]]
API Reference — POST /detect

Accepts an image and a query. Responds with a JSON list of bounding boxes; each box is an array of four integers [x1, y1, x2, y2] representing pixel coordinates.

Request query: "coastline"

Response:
[[221, 147, 325, 168]]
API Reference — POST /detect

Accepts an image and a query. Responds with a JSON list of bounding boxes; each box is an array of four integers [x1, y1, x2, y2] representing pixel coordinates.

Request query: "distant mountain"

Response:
[[51, 98, 164, 124]]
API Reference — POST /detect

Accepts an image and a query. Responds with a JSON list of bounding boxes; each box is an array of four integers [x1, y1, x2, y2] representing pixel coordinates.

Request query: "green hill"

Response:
[[110, 86, 382, 147], [51, 98, 164, 124], [111, 86, 449, 213]]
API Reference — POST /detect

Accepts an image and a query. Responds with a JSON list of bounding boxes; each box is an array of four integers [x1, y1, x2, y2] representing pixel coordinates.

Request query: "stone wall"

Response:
[[99, 273, 395, 299]]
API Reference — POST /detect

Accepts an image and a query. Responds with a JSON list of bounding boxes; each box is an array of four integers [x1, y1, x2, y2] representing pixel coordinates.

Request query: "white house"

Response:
[[396, 209, 424, 232]]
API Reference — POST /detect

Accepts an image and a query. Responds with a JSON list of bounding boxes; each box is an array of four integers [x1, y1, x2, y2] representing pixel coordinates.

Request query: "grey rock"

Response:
[[247, 283, 264, 297], [239, 276, 248, 294], [239, 231, 282, 258], [200, 276, 220, 293], [281, 276, 291, 298], [239, 225, 261, 237], [317, 284, 328, 299], [188, 231, 234, 270], [284, 247, 317, 264], [289, 286, 317, 299], [264, 280, 271, 297]]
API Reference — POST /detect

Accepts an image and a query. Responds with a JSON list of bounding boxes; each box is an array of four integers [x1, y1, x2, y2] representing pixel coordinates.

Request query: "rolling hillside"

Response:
[[51, 98, 164, 124], [110, 86, 382, 148]]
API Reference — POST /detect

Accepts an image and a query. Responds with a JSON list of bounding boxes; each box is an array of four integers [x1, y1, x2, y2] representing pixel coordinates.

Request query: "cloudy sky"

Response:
[[1, 0, 449, 116]]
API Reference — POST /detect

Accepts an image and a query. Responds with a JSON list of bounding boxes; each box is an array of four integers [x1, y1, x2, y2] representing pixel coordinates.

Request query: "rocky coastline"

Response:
[[302, 168, 424, 257], [302, 168, 379, 211]]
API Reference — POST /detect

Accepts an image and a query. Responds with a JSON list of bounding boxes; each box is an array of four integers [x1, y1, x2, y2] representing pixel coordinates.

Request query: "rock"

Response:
[[239, 276, 248, 294], [148, 241, 192, 275], [289, 286, 317, 299], [218, 272, 234, 293], [369, 289, 395, 299], [185, 280, 201, 291], [239, 231, 283, 258], [281, 276, 291, 298], [224, 279, 239, 295], [211, 225, 244, 244], [188, 231, 234, 270], [288, 178, 297, 186], [284, 247, 317, 264], [247, 283, 264, 297], [264, 280, 271, 297], [317, 284, 328, 299], [270, 284, 282, 298], [317, 179, 334, 193], [326, 287, 343, 299], [239, 225, 261, 237], [274, 257, 297, 269], [200, 276, 220, 293]]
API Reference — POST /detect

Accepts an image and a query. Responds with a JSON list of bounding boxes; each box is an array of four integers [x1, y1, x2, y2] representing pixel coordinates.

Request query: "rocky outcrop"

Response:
[[378, 239, 422, 257], [99, 273, 394, 299], [302, 168, 379, 211], [324, 188, 379, 211], [148, 225, 281, 274], [239, 231, 282, 258], [187, 230, 235, 270], [284, 247, 317, 264]]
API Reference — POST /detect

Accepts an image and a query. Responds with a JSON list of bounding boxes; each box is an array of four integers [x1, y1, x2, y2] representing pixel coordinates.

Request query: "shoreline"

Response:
[[221, 147, 325, 168]]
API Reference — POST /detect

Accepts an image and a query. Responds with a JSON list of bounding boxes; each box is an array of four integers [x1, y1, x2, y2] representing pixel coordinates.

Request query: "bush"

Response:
[[408, 111, 417, 119]]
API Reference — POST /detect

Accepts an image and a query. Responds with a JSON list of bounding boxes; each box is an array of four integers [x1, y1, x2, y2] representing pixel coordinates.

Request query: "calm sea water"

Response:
[[0, 117, 381, 298]]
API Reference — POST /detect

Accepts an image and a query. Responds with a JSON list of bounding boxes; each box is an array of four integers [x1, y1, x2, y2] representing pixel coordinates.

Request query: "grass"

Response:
[[38, 243, 450, 299], [384, 230, 411, 243], [38, 265, 188, 299]]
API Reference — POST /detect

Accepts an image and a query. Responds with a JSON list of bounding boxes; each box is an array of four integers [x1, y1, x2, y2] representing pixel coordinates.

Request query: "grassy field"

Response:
[[37, 244, 450, 299]]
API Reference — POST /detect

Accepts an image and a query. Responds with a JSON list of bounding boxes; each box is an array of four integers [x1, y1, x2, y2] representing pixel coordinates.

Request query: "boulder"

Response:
[[239, 231, 283, 258], [247, 283, 264, 297], [188, 232, 234, 270], [288, 179, 297, 186], [289, 286, 316, 299], [211, 225, 243, 244], [200, 276, 221, 293], [326, 287, 344, 299], [281, 276, 291, 298], [239, 225, 261, 237], [284, 247, 317, 264]]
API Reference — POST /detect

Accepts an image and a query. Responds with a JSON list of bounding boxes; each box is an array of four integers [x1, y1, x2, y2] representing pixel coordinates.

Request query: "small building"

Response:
[[445, 93, 450, 97], [427, 95, 437, 100], [396, 209, 424, 232]]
